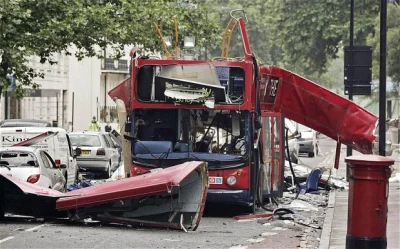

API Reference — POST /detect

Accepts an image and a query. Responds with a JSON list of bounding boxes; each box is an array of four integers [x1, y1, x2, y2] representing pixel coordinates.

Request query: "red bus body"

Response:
[[109, 17, 377, 209]]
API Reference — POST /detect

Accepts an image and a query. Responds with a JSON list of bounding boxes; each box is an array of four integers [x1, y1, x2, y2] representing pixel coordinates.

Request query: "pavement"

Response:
[[319, 147, 400, 249]]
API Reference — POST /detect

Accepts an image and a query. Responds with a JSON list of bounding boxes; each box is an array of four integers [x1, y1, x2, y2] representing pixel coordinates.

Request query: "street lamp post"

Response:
[[346, 0, 355, 181], [378, 0, 387, 156]]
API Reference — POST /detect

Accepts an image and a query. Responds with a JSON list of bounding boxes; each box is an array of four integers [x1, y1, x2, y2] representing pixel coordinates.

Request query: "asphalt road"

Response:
[[0, 138, 337, 249]]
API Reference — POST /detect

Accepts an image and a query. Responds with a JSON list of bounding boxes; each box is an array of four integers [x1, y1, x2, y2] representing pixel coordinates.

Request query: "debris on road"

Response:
[[233, 213, 273, 221], [0, 161, 208, 232], [67, 178, 94, 191]]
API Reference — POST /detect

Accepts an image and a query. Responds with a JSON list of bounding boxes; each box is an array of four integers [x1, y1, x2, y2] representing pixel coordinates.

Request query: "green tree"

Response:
[[201, 0, 379, 90], [0, 0, 219, 97], [368, 4, 400, 86], [202, 0, 277, 65], [266, 0, 379, 77], [362, 4, 400, 116]]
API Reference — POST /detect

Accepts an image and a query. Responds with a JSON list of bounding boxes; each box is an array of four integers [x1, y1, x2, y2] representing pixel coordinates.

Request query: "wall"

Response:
[[67, 56, 101, 131]]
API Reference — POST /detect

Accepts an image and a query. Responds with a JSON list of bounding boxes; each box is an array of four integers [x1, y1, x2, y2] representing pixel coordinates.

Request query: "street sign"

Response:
[[344, 46, 372, 96]]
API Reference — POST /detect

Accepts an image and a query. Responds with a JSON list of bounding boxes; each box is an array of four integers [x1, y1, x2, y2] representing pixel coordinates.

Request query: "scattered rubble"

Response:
[[245, 162, 347, 248]]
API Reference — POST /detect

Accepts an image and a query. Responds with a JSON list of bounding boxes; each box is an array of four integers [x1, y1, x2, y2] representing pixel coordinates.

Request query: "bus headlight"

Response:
[[227, 176, 237, 186]]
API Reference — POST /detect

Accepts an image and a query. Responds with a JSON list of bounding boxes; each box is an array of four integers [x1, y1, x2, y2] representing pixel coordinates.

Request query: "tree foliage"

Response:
[[0, 0, 219, 96], [2, 0, 398, 97], [202, 0, 382, 89], [368, 4, 400, 87], [265, 0, 379, 77], [203, 0, 276, 64]]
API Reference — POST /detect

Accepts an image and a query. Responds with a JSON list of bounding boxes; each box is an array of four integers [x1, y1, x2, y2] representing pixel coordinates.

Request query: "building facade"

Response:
[[1, 48, 131, 131]]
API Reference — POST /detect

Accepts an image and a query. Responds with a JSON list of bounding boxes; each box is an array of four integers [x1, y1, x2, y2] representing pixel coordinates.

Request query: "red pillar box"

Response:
[[345, 155, 394, 249]]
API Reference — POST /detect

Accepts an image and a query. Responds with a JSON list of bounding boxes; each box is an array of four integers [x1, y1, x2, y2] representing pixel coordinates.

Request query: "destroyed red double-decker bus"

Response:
[[108, 13, 378, 212], [0, 11, 379, 230]]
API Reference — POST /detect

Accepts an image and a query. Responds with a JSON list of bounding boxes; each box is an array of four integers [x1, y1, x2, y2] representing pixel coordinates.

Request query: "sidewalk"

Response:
[[320, 148, 400, 249]]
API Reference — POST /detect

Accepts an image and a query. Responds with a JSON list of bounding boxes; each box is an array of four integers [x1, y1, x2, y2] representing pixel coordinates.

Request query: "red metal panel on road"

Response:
[[0, 173, 69, 198], [56, 161, 205, 210]]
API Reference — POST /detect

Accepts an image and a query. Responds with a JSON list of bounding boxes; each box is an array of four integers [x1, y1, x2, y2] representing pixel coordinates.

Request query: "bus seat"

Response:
[[133, 141, 174, 155], [298, 167, 322, 195]]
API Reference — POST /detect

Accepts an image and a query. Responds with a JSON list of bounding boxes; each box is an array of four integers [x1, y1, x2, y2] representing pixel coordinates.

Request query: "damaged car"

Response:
[[0, 147, 66, 192]]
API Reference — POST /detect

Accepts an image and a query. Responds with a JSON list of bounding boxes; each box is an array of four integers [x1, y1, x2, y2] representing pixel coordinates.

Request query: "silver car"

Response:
[[69, 132, 121, 178], [298, 130, 318, 157], [0, 146, 66, 192]]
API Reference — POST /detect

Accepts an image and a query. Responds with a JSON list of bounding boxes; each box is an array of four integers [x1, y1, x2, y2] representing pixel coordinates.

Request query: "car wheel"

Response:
[[308, 151, 315, 157], [105, 161, 112, 179]]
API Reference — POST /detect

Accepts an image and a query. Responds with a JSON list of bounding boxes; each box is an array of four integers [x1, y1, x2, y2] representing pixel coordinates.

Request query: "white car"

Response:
[[69, 132, 121, 178], [0, 147, 66, 192], [0, 126, 79, 187]]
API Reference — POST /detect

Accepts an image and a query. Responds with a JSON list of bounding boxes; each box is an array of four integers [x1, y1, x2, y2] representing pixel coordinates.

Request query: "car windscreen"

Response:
[[69, 135, 101, 147], [0, 152, 38, 167]]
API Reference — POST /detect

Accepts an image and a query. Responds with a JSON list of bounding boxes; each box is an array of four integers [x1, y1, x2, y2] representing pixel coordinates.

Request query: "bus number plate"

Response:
[[209, 177, 223, 184]]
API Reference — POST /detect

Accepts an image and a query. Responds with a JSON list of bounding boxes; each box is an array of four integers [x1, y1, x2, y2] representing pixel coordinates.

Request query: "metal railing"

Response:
[[99, 105, 118, 123]]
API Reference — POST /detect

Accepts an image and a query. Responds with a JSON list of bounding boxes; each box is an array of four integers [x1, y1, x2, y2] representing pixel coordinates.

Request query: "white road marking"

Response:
[[229, 245, 248, 249], [272, 227, 288, 231], [25, 224, 45, 232], [0, 236, 15, 244], [163, 239, 181, 242], [0, 223, 46, 244], [261, 232, 277, 237], [237, 218, 258, 222], [246, 238, 265, 243]]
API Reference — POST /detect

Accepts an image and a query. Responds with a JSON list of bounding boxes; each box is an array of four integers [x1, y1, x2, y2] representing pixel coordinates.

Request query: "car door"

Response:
[[39, 151, 65, 191], [102, 134, 119, 169], [65, 134, 78, 185]]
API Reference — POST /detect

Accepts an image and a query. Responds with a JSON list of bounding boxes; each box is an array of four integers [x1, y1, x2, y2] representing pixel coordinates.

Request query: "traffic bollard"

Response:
[[345, 155, 394, 249]]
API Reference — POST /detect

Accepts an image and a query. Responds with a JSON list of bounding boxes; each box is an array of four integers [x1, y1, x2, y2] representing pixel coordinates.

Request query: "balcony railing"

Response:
[[99, 105, 118, 123], [101, 58, 129, 73]]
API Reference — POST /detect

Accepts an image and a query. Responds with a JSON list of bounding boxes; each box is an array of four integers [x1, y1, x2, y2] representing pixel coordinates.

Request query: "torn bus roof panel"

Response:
[[1, 161, 208, 231], [108, 77, 131, 109], [56, 161, 206, 210], [159, 63, 222, 87], [260, 66, 377, 154], [0, 173, 69, 198], [0, 174, 70, 218], [56, 161, 208, 231]]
